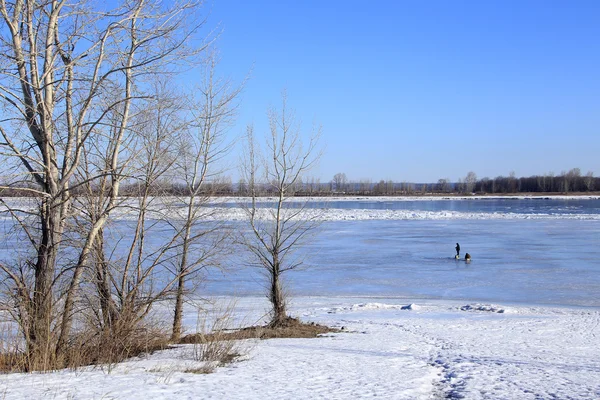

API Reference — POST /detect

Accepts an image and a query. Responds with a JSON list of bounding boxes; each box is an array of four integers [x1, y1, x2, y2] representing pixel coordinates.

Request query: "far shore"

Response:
[[2, 191, 600, 200], [207, 193, 600, 201]]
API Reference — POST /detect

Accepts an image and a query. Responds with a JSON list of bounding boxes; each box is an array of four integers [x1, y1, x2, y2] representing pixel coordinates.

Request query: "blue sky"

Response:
[[206, 0, 599, 183]]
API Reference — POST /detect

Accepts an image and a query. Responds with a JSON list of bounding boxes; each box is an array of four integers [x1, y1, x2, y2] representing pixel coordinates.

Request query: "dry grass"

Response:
[[0, 321, 27, 372], [0, 318, 171, 373], [180, 316, 338, 343], [63, 324, 171, 370], [185, 301, 245, 373], [1, 305, 337, 375], [184, 365, 216, 374], [179, 313, 338, 375], [0, 352, 26, 373]]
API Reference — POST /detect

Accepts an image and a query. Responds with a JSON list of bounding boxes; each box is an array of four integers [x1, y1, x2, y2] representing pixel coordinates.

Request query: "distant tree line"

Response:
[[455, 168, 597, 194], [321, 168, 597, 195], [1, 168, 597, 198]]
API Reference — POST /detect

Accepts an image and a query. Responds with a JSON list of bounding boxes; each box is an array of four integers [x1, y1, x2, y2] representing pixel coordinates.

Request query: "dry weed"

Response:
[[0, 320, 27, 373], [185, 300, 247, 368]]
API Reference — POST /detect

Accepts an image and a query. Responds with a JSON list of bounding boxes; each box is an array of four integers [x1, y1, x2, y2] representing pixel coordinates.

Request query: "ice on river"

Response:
[[2, 196, 600, 222]]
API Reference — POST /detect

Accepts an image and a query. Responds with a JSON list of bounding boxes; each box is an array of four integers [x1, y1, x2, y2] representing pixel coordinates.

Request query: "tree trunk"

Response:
[[171, 274, 185, 341], [269, 265, 286, 327], [94, 230, 118, 330], [172, 216, 192, 341], [29, 198, 62, 370], [172, 189, 198, 342]]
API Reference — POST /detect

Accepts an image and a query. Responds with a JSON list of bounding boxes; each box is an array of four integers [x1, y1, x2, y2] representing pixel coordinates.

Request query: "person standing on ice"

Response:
[[455, 243, 460, 258]]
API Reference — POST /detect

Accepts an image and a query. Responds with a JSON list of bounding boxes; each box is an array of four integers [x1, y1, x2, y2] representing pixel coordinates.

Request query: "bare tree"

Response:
[[373, 180, 386, 195], [53, 78, 190, 364], [359, 179, 372, 195], [509, 171, 518, 193], [240, 95, 321, 327], [465, 171, 477, 193], [560, 170, 569, 192], [584, 171, 594, 192], [307, 177, 321, 194], [436, 178, 450, 193], [74, 81, 192, 358], [565, 168, 581, 192], [170, 51, 242, 341], [332, 173, 347, 192], [456, 178, 464, 193], [0, 0, 206, 370]]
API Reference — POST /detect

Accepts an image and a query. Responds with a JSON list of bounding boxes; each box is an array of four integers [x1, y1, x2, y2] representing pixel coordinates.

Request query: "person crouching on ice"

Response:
[[465, 253, 471, 262]]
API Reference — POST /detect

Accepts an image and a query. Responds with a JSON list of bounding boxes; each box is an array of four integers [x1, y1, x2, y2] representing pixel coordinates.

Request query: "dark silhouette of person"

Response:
[[465, 253, 471, 261], [455, 243, 460, 257]]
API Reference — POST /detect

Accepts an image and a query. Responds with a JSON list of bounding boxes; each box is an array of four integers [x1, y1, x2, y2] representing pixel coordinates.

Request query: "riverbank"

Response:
[[2, 296, 598, 399]]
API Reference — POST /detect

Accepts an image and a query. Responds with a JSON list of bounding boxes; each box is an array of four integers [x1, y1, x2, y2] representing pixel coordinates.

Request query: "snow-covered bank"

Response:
[[2, 297, 599, 399]]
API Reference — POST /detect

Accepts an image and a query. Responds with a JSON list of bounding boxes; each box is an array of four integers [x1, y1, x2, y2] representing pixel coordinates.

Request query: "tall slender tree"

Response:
[[170, 51, 243, 341], [240, 94, 321, 327]]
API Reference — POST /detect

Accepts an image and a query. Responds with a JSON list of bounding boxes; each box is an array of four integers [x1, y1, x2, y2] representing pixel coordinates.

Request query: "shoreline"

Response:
[[194, 294, 600, 314], [209, 193, 600, 202]]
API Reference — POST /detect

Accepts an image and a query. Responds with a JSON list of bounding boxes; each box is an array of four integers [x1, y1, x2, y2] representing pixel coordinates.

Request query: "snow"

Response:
[[2, 196, 600, 222], [200, 207, 600, 221], [2, 297, 599, 399]]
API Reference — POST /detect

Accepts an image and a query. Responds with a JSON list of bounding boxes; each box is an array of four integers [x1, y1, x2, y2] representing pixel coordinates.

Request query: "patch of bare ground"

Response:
[[179, 317, 338, 344]]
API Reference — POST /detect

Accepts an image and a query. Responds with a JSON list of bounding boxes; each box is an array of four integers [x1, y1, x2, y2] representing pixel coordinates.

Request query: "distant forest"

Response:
[[302, 168, 599, 196], [1, 168, 596, 197]]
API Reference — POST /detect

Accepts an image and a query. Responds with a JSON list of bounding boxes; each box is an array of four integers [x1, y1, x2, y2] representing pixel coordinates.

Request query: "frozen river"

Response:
[[204, 198, 600, 307], [2, 196, 599, 307]]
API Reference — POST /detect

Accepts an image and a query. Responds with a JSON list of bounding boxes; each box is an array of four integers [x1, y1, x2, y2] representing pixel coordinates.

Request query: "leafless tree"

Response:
[[560, 170, 569, 192], [306, 176, 322, 194], [584, 171, 594, 192], [565, 168, 581, 192], [465, 171, 477, 193], [314, 178, 324, 194], [332, 173, 347, 192], [436, 178, 450, 193], [0, 0, 206, 370], [73, 80, 193, 357], [374, 179, 395, 195], [359, 179, 372, 195], [240, 95, 321, 327], [169, 52, 242, 341], [53, 78, 190, 364], [509, 171, 518, 193]]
